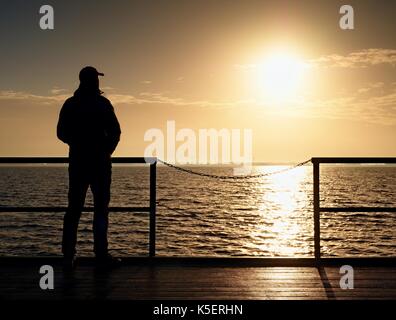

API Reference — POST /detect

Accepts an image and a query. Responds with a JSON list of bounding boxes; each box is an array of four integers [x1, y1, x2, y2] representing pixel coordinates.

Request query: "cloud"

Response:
[[357, 82, 384, 94], [140, 80, 152, 84], [108, 91, 253, 108], [101, 86, 116, 91], [0, 90, 69, 104], [294, 84, 396, 126], [50, 87, 69, 95], [1, 87, 395, 125], [235, 49, 396, 70], [312, 49, 396, 68], [0, 89, 252, 110]]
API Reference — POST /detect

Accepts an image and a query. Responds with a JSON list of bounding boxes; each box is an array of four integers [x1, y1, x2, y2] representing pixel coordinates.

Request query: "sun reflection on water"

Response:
[[248, 166, 311, 256]]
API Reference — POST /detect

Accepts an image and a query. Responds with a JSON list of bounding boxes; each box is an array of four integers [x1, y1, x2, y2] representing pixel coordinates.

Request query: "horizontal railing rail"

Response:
[[320, 207, 396, 213], [311, 157, 396, 164], [0, 206, 151, 213], [0, 157, 157, 164], [311, 157, 396, 260], [0, 157, 157, 257]]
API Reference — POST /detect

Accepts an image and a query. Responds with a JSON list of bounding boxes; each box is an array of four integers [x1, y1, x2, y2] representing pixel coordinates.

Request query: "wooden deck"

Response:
[[1, 258, 395, 300]]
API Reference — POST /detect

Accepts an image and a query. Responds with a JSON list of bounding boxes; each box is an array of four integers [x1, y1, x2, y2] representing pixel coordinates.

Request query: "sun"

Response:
[[254, 51, 309, 102]]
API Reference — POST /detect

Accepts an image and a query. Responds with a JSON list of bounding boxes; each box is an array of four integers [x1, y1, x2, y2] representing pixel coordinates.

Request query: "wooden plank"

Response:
[[1, 264, 395, 300]]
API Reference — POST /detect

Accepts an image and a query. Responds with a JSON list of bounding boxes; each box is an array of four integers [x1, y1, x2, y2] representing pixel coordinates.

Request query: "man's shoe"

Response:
[[63, 256, 76, 272], [95, 254, 122, 270]]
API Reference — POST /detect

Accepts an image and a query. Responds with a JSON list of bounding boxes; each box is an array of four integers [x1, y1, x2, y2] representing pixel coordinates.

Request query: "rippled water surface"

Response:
[[0, 165, 395, 257]]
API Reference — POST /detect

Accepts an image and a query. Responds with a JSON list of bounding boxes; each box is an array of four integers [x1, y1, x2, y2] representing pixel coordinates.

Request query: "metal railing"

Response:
[[0, 157, 157, 257], [311, 157, 396, 260], [1, 156, 396, 260]]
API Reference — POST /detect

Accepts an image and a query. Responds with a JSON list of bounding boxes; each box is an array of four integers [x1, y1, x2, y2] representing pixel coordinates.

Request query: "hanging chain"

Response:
[[156, 158, 311, 181]]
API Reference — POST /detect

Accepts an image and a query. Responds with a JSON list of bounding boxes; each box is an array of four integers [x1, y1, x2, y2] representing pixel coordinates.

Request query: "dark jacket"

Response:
[[57, 91, 121, 160]]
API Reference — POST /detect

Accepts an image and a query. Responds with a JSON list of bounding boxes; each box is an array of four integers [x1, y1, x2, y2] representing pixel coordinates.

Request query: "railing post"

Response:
[[313, 160, 321, 260], [149, 160, 157, 257]]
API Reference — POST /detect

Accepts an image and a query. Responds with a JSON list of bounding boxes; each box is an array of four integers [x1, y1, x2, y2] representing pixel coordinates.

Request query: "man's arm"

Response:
[[57, 100, 72, 145], [105, 101, 121, 155]]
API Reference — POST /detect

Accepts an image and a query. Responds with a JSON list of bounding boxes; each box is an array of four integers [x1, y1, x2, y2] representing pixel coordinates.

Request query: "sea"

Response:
[[0, 164, 395, 257]]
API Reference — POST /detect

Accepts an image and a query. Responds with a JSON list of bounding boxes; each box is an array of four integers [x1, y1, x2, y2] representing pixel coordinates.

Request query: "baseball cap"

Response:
[[79, 66, 104, 81]]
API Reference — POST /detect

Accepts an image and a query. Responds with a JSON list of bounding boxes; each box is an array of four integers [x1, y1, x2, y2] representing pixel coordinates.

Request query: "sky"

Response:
[[0, 0, 395, 162]]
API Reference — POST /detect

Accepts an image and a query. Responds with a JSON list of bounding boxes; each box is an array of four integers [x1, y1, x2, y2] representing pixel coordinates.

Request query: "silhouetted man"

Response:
[[57, 66, 121, 270]]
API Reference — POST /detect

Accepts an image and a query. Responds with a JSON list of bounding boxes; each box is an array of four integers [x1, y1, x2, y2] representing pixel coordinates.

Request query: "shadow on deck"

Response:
[[1, 257, 395, 300]]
